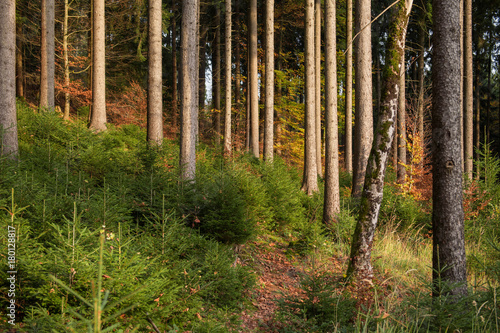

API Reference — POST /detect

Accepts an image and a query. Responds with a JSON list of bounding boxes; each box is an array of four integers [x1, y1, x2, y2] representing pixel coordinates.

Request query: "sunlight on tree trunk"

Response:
[[224, 0, 232, 155], [315, 0, 322, 177], [264, 0, 274, 162], [345, 0, 353, 174], [249, 0, 259, 158], [40, 0, 55, 109]]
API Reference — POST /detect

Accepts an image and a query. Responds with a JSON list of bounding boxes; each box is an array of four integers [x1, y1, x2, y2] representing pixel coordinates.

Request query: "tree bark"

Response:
[[464, 0, 473, 179], [323, 0, 340, 223], [224, 0, 232, 155], [315, 0, 322, 177], [264, 0, 274, 162], [180, 0, 199, 181], [345, 0, 353, 173], [172, 1, 178, 130], [397, 56, 406, 183], [147, 0, 164, 145], [89, 0, 107, 132], [213, 4, 221, 144], [0, 0, 18, 158], [40, 0, 55, 109], [347, 0, 412, 279], [63, 0, 71, 120], [301, 0, 318, 195], [431, 0, 468, 299], [352, 0, 373, 198], [249, 0, 259, 158]]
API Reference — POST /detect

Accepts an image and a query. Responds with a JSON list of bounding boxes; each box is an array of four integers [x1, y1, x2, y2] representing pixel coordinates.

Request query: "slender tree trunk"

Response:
[[315, 0, 322, 176], [89, 0, 106, 131], [63, 0, 71, 120], [249, 0, 259, 157], [301, 0, 318, 195], [16, 20, 23, 98], [464, 0, 473, 179], [147, 0, 163, 145], [486, 48, 491, 142], [345, 0, 353, 173], [235, 0, 241, 146], [224, 0, 232, 155], [0, 0, 18, 158], [417, 7, 425, 152], [172, 1, 178, 130], [40, 0, 55, 109], [397, 56, 407, 183], [431, 0, 468, 299], [323, 0, 339, 223], [352, 0, 373, 198], [180, 0, 199, 181], [213, 4, 221, 144], [264, 0, 274, 162], [475, 60, 480, 179], [347, 0, 412, 279]]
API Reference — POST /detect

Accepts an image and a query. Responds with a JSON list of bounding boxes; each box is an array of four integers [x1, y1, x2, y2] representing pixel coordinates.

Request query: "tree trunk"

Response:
[[0, 0, 18, 158], [397, 56, 406, 183], [16, 19, 23, 98], [352, 0, 373, 198], [180, 0, 199, 181], [315, 0, 322, 177], [172, 1, 178, 131], [417, 6, 425, 155], [63, 0, 71, 120], [475, 60, 480, 179], [249, 0, 259, 158], [89, 0, 107, 132], [224, 0, 232, 155], [347, 0, 412, 279], [464, 0, 473, 179], [264, 0, 274, 162], [147, 0, 163, 145], [40, 0, 55, 109], [345, 0, 353, 173], [323, 0, 339, 223], [213, 4, 221, 144], [431, 0, 468, 298], [301, 0, 318, 195]]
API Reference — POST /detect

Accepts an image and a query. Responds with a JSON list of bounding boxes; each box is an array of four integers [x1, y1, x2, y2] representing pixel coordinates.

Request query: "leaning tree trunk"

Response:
[[0, 0, 18, 158], [347, 0, 413, 279], [147, 0, 163, 145], [431, 0, 468, 299], [323, 0, 339, 223]]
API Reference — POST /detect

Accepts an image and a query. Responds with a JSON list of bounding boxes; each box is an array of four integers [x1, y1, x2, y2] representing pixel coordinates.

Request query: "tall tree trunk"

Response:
[[301, 0, 318, 195], [249, 0, 259, 157], [417, 6, 425, 154], [180, 0, 199, 181], [323, 0, 339, 223], [315, 0, 322, 176], [352, 0, 373, 198], [89, 0, 107, 132], [235, 0, 241, 146], [172, 1, 178, 130], [475, 60, 480, 179], [431, 0, 468, 298], [224, 0, 232, 155], [464, 0, 473, 179], [460, 0, 463, 171], [397, 56, 406, 183], [63, 0, 71, 120], [40, 0, 55, 109], [345, 0, 353, 173], [347, 0, 412, 279], [16, 19, 24, 98], [147, 0, 163, 145], [214, 3, 221, 145], [264, 0, 274, 162], [0, 0, 18, 158]]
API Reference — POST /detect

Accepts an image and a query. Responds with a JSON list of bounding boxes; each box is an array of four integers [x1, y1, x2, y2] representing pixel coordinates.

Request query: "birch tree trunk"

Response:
[[431, 0, 468, 298], [40, 0, 55, 109], [323, 0, 340, 223], [351, 0, 373, 197], [180, 0, 199, 181], [89, 0, 107, 132], [147, 0, 163, 145], [347, 0, 413, 279], [0, 0, 18, 158], [224, 0, 232, 155], [345, 0, 353, 173], [264, 0, 274, 162], [301, 0, 319, 195]]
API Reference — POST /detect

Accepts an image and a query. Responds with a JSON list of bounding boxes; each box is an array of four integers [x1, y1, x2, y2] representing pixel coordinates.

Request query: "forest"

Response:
[[1, 0, 500, 331]]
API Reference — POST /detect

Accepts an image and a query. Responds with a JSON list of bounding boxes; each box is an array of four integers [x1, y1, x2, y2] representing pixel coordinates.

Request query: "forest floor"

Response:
[[237, 234, 348, 332]]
